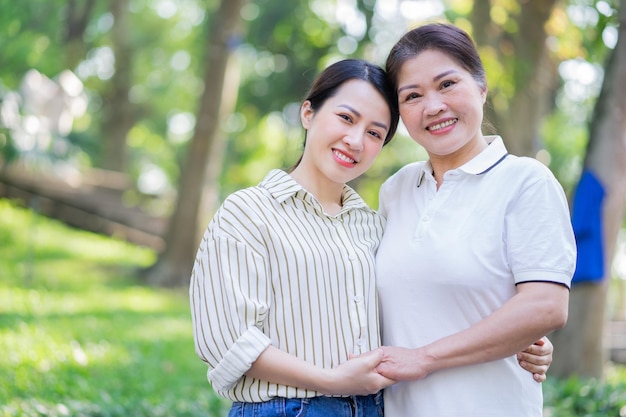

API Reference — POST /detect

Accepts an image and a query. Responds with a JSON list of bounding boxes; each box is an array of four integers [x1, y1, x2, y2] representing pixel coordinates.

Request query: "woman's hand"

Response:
[[375, 346, 433, 382], [517, 336, 553, 382], [246, 345, 395, 396], [330, 349, 397, 395]]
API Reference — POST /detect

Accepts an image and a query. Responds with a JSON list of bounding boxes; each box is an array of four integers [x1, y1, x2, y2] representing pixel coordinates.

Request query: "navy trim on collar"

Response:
[[477, 153, 509, 175]]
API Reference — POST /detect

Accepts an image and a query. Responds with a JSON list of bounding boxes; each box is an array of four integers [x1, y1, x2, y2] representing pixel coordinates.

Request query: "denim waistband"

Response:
[[228, 391, 383, 417]]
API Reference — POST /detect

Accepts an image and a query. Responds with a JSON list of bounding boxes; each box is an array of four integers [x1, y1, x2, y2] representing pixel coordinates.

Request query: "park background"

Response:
[[1, 0, 626, 415]]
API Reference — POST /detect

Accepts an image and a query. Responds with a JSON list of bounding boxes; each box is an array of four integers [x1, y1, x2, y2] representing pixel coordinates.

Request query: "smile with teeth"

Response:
[[427, 118, 458, 131], [333, 150, 357, 164]]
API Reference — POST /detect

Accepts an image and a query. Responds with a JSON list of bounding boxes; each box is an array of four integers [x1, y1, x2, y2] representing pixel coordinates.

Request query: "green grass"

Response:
[[1, 198, 625, 416], [0, 199, 230, 416]]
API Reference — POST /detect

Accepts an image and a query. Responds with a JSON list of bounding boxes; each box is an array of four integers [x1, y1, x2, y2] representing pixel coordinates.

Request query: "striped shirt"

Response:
[[190, 169, 384, 402]]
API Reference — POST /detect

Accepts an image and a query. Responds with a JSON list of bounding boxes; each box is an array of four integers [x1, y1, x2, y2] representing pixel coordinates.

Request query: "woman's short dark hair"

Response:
[[385, 23, 487, 93], [304, 59, 399, 145]]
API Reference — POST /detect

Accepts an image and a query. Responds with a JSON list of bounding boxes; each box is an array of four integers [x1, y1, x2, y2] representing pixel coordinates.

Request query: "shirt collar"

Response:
[[417, 136, 509, 187], [459, 135, 509, 175], [260, 169, 371, 212]]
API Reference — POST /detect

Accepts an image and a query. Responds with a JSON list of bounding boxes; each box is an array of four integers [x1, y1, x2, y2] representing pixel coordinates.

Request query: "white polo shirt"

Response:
[[376, 136, 576, 417]]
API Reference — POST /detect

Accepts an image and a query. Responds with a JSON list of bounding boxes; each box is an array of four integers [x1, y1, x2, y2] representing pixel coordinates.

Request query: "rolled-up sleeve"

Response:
[[190, 216, 271, 391], [208, 326, 271, 391]]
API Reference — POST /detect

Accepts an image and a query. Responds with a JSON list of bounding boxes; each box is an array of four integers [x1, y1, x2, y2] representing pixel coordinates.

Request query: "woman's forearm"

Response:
[[378, 282, 569, 381], [245, 345, 395, 395]]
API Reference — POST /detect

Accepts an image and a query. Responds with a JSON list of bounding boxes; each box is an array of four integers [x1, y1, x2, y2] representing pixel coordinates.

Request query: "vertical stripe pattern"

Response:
[[190, 169, 384, 402]]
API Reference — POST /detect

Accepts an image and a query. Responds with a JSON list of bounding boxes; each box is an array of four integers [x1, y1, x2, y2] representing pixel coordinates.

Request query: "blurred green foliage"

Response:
[[543, 366, 626, 417], [1, 0, 618, 211]]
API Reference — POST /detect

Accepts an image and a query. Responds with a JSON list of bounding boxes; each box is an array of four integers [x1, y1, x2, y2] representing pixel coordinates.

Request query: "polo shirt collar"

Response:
[[417, 135, 509, 187], [460, 135, 509, 175], [260, 169, 371, 212]]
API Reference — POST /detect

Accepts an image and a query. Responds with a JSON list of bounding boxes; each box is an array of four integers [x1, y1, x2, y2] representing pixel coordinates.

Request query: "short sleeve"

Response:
[[504, 167, 576, 287]]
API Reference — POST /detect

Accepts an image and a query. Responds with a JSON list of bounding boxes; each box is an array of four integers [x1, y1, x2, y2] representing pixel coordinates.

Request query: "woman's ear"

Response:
[[300, 100, 314, 129]]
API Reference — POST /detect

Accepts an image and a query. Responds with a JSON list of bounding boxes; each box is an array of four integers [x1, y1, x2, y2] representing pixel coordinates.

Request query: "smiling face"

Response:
[[396, 49, 487, 163], [295, 78, 391, 189]]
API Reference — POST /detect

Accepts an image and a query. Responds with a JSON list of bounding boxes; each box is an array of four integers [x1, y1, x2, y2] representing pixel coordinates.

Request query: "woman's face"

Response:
[[396, 49, 486, 158], [298, 79, 391, 186]]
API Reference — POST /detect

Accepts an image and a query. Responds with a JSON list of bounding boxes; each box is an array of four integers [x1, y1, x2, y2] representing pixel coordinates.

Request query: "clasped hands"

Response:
[[330, 337, 552, 396]]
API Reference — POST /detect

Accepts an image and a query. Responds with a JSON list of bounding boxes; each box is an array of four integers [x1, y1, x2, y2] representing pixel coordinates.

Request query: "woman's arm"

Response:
[[376, 282, 568, 381], [246, 346, 396, 395]]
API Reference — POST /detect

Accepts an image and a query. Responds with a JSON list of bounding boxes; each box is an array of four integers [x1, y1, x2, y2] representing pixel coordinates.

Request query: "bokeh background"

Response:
[[1, 0, 625, 415]]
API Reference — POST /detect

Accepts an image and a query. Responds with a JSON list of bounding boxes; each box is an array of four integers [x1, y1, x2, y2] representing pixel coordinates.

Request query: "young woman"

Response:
[[191, 59, 399, 417], [375, 23, 576, 416], [190, 58, 555, 417]]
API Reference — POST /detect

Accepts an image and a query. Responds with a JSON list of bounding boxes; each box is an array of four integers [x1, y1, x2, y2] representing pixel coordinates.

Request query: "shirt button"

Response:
[[422, 216, 429, 222], [356, 338, 365, 346], [354, 295, 363, 303]]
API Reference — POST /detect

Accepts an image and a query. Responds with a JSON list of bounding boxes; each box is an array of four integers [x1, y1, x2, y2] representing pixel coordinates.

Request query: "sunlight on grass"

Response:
[[0, 200, 229, 417], [2, 284, 187, 316], [0, 198, 155, 269]]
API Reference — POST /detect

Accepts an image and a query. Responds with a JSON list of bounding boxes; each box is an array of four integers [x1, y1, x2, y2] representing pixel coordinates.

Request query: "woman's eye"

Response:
[[368, 130, 383, 139], [339, 114, 353, 122], [405, 92, 421, 101], [441, 80, 455, 89]]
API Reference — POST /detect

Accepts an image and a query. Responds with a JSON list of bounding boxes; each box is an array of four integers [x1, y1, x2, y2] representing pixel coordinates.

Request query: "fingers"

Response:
[[355, 348, 384, 366], [517, 350, 550, 383], [540, 336, 553, 351], [518, 337, 553, 384], [518, 359, 548, 379], [522, 340, 552, 357], [517, 350, 550, 365], [517, 354, 549, 370], [351, 347, 383, 360], [357, 349, 397, 390], [333, 349, 396, 394]]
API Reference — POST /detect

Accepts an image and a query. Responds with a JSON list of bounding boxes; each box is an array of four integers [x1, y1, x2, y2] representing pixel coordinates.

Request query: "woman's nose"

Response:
[[343, 131, 364, 150], [424, 95, 447, 116]]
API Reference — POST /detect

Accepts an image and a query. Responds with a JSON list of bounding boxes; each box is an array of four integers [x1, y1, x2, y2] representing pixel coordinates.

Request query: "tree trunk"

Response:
[[499, 0, 559, 157], [550, 0, 626, 378], [469, 0, 493, 47], [142, 0, 247, 286], [198, 53, 242, 229], [100, 0, 134, 173], [63, 0, 96, 70], [471, 0, 559, 157]]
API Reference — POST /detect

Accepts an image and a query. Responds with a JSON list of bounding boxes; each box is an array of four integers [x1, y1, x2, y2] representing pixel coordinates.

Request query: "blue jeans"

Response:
[[228, 392, 384, 417]]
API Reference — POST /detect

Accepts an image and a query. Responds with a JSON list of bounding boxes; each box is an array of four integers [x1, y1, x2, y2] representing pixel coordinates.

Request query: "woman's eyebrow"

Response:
[[397, 69, 460, 93], [338, 104, 389, 130]]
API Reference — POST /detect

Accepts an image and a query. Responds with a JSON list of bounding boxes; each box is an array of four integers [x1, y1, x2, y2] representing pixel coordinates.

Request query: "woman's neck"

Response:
[[289, 167, 344, 215], [429, 136, 488, 188]]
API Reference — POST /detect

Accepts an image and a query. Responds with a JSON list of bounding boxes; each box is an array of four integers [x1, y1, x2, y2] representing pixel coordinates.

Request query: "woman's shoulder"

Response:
[[218, 185, 274, 217], [207, 186, 274, 242], [502, 154, 556, 180]]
